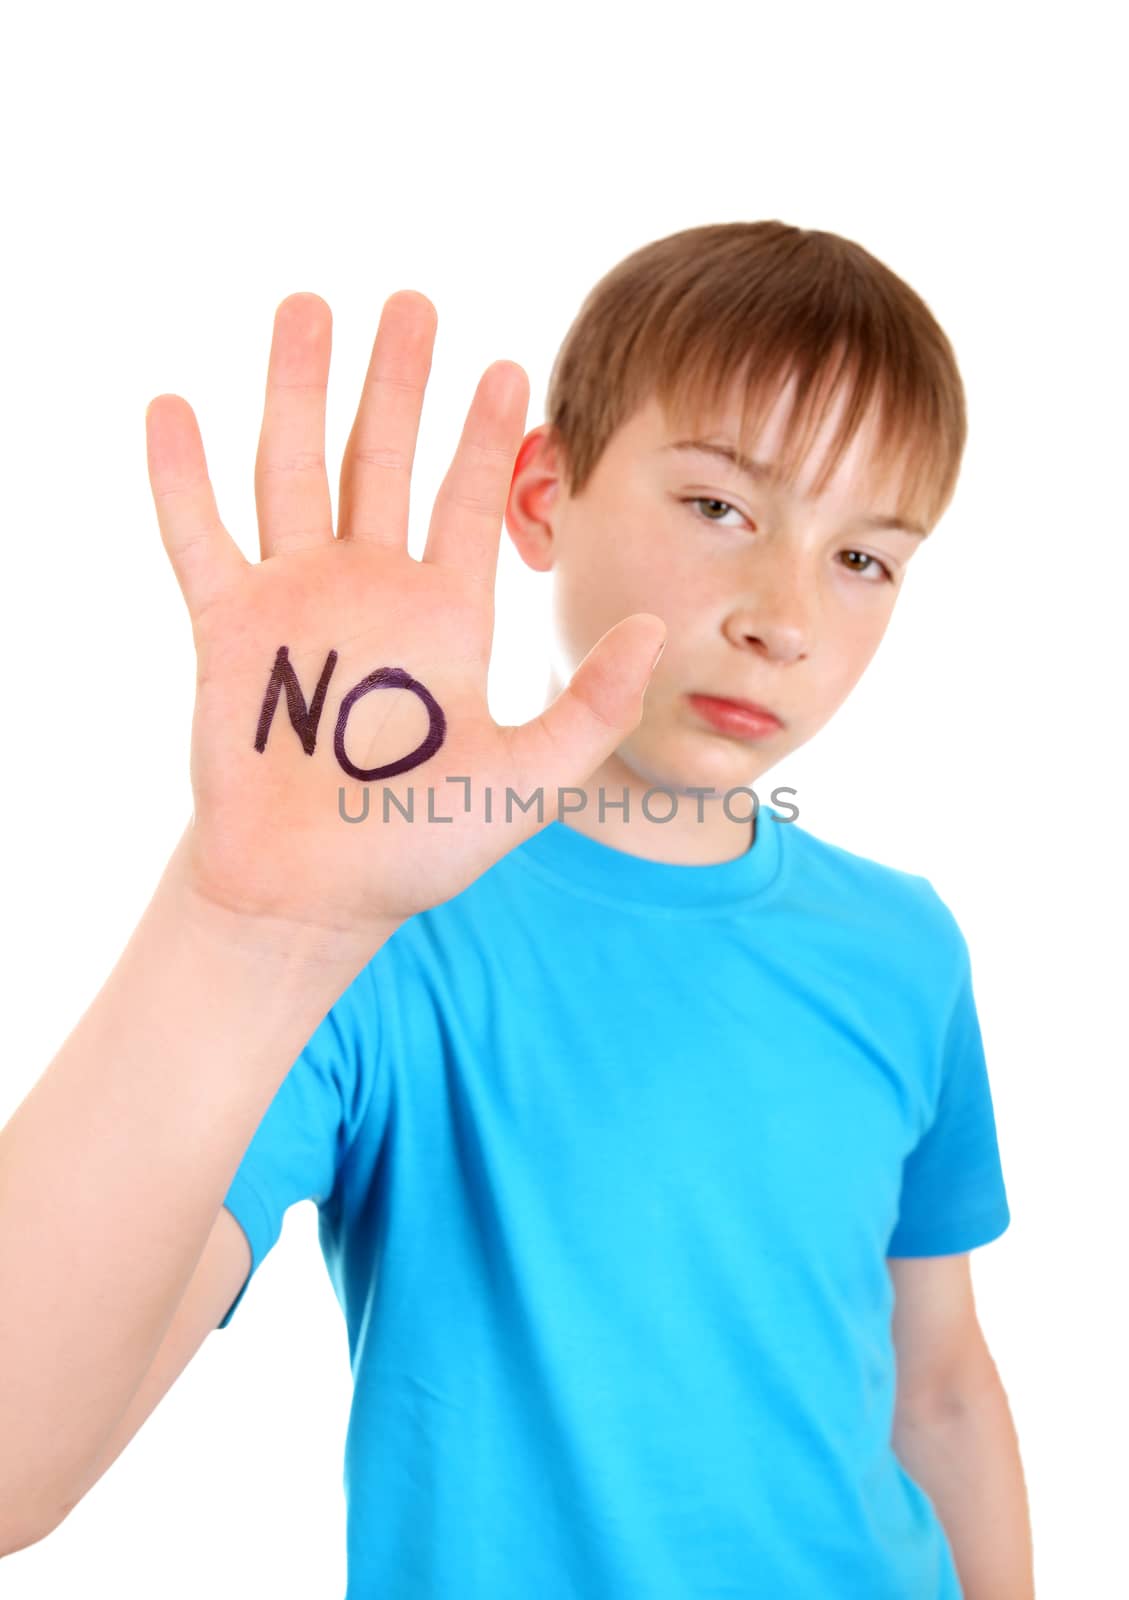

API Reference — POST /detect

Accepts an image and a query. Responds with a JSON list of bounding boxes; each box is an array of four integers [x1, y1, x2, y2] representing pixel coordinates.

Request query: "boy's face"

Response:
[[504, 375, 929, 804]]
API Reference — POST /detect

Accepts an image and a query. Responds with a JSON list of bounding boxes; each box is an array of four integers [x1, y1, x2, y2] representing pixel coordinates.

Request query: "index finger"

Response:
[[421, 361, 529, 588]]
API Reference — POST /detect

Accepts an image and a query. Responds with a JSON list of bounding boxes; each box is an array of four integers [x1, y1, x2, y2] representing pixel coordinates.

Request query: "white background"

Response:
[[1, 1, 1124, 1594]]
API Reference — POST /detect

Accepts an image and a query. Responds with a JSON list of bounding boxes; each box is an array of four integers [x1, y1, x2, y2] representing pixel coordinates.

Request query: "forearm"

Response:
[[893, 1368, 1034, 1599], [0, 819, 395, 1547]]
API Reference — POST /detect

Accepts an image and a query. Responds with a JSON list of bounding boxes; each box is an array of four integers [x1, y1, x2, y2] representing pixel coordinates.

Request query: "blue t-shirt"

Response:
[[219, 808, 1010, 1599]]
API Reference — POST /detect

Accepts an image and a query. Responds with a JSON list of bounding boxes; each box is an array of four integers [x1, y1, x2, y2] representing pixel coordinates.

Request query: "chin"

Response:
[[618, 723, 769, 799]]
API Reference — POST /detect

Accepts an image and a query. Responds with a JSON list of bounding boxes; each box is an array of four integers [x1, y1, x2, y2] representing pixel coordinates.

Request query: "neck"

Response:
[[541, 673, 759, 867]]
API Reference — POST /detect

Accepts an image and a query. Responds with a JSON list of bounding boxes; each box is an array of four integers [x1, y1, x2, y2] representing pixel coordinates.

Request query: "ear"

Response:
[[503, 423, 566, 573]]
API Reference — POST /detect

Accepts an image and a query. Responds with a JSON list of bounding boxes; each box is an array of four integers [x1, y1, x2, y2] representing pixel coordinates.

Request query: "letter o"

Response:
[[334, 667, 447, 781]]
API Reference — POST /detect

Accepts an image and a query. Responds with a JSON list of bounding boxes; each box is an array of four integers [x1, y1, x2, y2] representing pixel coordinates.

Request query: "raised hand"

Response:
[[145, 291, 666, 942]]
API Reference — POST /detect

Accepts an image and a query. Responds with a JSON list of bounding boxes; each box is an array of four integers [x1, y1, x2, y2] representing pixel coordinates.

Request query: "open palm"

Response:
[[145, 292, 665, 940]]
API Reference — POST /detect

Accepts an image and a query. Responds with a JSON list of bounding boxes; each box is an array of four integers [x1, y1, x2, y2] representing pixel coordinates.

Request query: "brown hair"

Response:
[[544, 221, 967, 534]]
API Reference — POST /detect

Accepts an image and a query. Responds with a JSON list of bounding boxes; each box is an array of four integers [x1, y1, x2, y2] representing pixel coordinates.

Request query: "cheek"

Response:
[[572, 532, 692, 621], [818, 618, 891, 702], [839, 606, 895, 666]]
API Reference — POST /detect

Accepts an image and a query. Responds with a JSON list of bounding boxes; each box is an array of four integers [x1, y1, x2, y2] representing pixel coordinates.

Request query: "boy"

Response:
[[0, 220, 1033, 1596]]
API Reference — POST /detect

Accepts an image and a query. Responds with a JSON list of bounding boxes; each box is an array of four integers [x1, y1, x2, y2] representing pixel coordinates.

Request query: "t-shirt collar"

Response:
[[509, 801, 788, 914]]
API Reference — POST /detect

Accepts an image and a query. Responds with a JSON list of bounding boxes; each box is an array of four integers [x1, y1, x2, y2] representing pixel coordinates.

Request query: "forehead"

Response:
[[647, 373, 914, 524]]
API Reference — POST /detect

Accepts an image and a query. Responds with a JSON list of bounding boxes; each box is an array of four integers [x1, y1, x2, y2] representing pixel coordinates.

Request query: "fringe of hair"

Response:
[[544, 221, 967, 534]]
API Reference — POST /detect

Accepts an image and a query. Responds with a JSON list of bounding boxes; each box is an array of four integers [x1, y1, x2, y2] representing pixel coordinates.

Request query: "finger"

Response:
[[421, 361, 529, 588], [337, 290, 436, 549], [507, 614, 668, 819], [255, 293, 335, 561], [146, 395, 248, 621]]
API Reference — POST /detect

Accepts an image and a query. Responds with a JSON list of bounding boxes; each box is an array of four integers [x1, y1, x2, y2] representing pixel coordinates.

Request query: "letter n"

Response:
[[253, 646, 338, 756]]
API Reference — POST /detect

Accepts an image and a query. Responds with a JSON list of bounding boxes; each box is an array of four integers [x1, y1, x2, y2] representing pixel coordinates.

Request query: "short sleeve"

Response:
[[886, 929, 1011, 1257], [216, 959, 385, 1328]]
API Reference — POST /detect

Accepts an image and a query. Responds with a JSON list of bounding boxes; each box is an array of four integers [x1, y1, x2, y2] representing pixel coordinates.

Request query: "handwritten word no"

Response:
[[253, 645, 446, 780]]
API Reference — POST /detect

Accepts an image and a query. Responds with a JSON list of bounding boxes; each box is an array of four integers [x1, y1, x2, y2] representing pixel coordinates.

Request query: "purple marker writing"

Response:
[[253, 646, 446, 781], [334, 666, 446, 781], [253, 645, 337, 756]]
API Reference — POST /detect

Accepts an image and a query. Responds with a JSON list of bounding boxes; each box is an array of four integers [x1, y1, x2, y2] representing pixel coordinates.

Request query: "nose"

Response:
[[723, 563, 812, 663]]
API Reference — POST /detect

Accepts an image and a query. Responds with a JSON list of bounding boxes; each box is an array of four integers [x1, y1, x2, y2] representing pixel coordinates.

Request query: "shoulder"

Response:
[[779, 809, 967, 978]]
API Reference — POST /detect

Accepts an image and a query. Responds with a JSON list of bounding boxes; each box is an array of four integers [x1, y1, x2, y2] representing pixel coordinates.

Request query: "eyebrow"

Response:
[[662, 438, 927, 537]]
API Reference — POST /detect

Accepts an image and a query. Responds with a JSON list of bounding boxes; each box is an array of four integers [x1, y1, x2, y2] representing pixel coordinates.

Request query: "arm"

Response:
[[1, 289, 662, 1558], [5, 1204, 252, 1556], [0, 834, 391, 1554], [888, 1253, 1035, 1600]]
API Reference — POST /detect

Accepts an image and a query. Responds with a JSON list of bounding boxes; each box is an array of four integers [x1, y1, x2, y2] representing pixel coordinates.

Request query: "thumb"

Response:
[[510, 613, 667, 806]]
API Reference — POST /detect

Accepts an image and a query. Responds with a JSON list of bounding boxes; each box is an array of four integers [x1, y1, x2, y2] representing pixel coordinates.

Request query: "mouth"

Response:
[[686, 693, 784, 739]]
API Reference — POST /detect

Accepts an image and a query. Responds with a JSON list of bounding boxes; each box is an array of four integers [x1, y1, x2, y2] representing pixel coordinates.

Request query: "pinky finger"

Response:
[[145, 395, 248, 620]]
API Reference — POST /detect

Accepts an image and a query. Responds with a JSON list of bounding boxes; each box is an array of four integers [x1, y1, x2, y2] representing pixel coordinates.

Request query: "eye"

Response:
[[840, 550, 895, 583], [683, 496, 749, 528], [683, 499, 896, 584]]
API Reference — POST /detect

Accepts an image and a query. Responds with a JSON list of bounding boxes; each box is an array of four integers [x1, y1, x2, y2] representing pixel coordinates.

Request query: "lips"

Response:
[[695, 694, 783, 727]]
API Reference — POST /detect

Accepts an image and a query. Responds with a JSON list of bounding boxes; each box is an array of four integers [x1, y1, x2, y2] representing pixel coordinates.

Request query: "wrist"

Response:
[[156, 820, 404, 978]]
